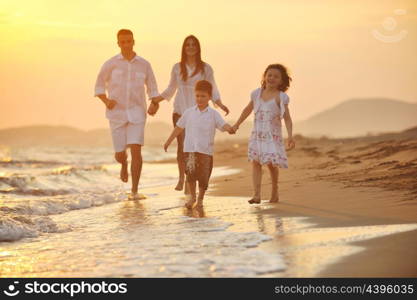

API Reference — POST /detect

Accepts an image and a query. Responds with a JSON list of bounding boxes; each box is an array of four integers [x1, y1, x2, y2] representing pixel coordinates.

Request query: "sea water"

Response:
[[1, 146, 416, 277]]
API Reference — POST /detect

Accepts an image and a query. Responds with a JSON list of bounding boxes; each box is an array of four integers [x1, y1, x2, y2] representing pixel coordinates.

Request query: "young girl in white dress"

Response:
[[148, 35, 229, 192], [233, 64, 295, 204]]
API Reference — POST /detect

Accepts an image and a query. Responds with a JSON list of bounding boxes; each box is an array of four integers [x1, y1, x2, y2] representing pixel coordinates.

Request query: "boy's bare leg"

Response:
[[115, 151, 128, 182], [129, 144, 142, 194], [184, 181, 190, 195], [248, 161, 262, 204], [185, 181, 197, 208], [175, 131, 186, 191], [196, 187, 206, 207], [267, 164, 279, 203], [184, 180, 190, 195]]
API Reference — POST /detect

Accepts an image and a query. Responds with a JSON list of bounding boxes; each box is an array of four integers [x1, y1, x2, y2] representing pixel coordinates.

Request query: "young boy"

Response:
[[164, 80, 234, 208]]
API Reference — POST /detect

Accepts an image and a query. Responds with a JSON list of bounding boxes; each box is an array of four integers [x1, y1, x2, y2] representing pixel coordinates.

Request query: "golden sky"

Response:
[[1, 0, 416, 129]]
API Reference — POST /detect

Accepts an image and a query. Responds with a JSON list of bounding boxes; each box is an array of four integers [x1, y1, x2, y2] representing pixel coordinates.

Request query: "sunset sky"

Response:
[[1, 0, 416, 130]]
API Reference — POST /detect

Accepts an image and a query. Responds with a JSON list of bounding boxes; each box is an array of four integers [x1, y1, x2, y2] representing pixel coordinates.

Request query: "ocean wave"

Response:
[[0, 188, 72, 196], [0, 192, 123, 242], [0, 193, 123, 217], [0, 174, 34, 189], [48, 165, 107, 175], [0, 165, 110, 196], [0, 215, 71, 242], [0, 159, 63, 168]]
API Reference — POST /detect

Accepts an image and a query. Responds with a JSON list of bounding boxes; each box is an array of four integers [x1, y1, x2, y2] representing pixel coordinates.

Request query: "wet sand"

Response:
[[1, 129, 416, 277], [209, 129, 417, 277], [2, 179, 416, 277]]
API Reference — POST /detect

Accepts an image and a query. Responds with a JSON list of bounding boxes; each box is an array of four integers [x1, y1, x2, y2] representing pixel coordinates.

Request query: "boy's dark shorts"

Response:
[[184, 152, 213, 190]]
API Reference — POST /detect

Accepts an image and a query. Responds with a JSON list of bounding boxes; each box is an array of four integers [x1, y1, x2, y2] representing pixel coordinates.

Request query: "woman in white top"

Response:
[[148, 35, 229, 191]]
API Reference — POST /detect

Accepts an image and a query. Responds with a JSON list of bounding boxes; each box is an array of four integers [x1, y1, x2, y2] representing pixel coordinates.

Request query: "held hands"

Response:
[[148, 96, 163, 116], [147, 102, 159, 116], [225, 124, 237, 135], [227, 127, 235, 135], [231, 124, 239, 134], [105, 99, 117, 110]]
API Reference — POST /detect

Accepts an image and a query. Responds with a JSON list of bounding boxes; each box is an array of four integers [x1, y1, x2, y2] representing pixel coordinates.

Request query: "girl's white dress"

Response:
[[248, 88, 289, 168]]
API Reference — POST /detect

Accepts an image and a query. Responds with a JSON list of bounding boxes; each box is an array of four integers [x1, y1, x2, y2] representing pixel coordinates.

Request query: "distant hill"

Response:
[[1, 98, 416, 146], [295, 98, 417, 138], [339, 125, 417, 143], [0, 125, 100, 147]]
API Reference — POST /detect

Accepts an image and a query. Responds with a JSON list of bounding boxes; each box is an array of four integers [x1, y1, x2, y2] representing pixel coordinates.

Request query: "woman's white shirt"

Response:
[[160, 63, 221, 115]]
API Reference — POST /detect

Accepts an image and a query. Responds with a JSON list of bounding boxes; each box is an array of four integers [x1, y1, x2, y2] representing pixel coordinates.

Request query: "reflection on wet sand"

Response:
[[116, 200, 147, 227], [199, 197, 417, 277], [1, 186, 417, 277]]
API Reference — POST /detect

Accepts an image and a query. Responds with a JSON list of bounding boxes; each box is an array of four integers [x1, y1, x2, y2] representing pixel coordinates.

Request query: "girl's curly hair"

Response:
[[261, 64, 292, 92]]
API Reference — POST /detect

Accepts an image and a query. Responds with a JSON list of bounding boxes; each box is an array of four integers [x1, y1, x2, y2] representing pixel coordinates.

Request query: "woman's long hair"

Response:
[[180, 35, 205, 82]]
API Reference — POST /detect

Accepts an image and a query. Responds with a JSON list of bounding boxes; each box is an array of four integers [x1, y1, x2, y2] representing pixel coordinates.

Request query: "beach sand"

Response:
[[208, 129, 417, 277], [1, 129, 416, 277]]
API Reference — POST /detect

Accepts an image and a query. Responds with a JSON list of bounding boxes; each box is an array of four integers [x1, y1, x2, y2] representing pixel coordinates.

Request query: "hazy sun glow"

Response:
[[1, 0, 416, 129]]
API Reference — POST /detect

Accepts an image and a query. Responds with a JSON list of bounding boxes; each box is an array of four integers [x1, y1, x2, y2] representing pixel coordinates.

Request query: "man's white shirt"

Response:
[[94, 53, 159, 124]]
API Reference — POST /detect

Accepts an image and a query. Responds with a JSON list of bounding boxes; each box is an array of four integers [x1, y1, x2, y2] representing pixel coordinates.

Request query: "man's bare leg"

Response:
[[129, 144, 142, 194], [115, 151, 128, 182]]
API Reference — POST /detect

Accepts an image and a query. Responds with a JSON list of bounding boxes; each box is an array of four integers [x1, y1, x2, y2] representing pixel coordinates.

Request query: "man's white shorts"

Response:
[[109, 121, 144, 152]]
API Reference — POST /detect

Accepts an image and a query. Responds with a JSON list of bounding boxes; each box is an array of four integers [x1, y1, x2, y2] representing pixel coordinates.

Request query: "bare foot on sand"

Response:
[[120, 161, 128, 182], [128, 192, 146, 200], [269, 196, 279, 203], [248, 197, 261, 204], [175, 179, 184, 191], [185, 198, 196, 209]]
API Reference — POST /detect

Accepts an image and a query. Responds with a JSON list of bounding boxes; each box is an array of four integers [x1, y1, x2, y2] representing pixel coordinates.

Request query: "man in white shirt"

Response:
[[164, 80, 234, 208], [94, 29, 159, 199]]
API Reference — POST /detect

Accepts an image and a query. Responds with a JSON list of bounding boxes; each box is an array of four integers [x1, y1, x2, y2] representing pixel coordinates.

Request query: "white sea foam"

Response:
[[0, 215, 70, 242], [0, 217, 37, 241], [0, 148, 239, 245]]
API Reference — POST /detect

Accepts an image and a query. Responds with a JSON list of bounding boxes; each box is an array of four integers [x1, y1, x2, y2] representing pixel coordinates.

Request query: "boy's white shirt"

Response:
[[176, 105, 226, 156], [94, 53, 159, 124]]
